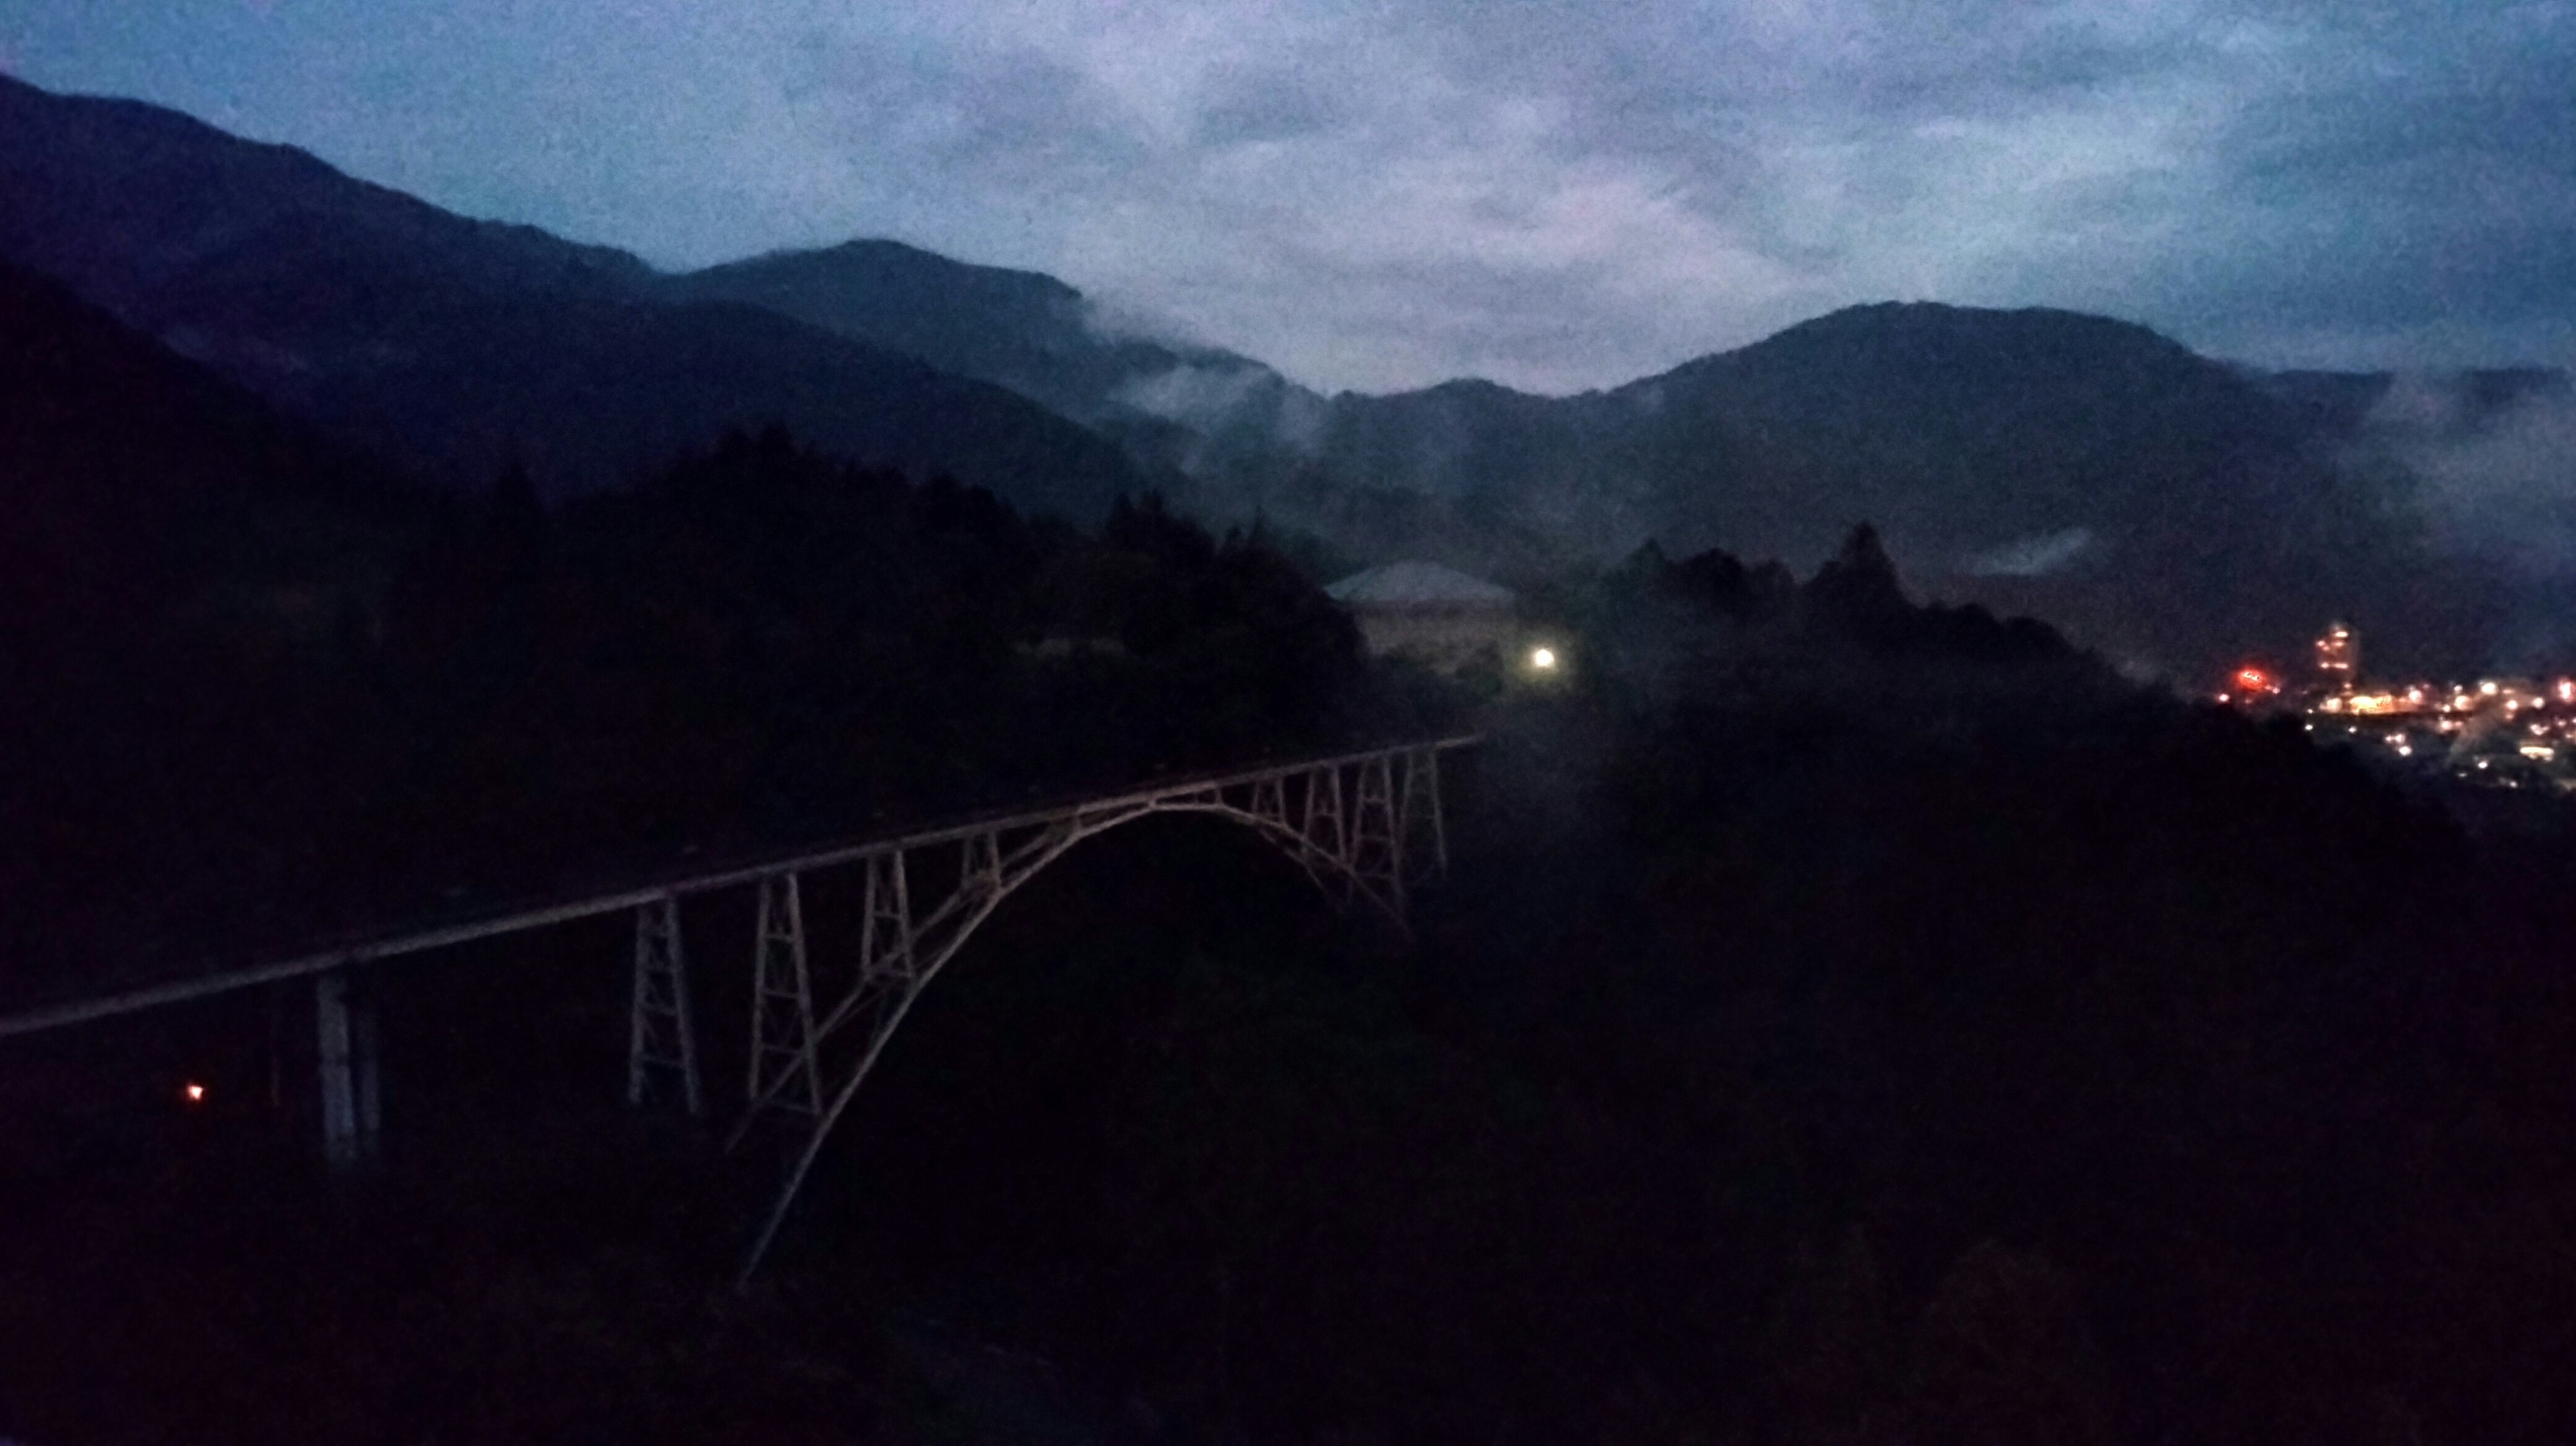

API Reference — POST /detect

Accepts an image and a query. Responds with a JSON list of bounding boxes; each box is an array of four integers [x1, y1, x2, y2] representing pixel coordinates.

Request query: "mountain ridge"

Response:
[[6, 72, 2563, 673], [0, 73, 1171, 522]]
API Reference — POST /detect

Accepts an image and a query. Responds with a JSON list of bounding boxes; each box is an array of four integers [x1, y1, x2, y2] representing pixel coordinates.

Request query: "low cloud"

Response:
[[2371, 376, 2576, 577], [1115, 360, 1271, 428], [1075, 292, 1210, 350], [1964, 526, 2096, 578]]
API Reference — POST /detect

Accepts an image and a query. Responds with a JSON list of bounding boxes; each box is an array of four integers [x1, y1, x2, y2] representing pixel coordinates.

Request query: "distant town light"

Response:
[[1529, 646, 1558, 671], [2481, 680, 2500, 696], [182, 1082, 207, 1104], [2559, 679, 2575, 703]]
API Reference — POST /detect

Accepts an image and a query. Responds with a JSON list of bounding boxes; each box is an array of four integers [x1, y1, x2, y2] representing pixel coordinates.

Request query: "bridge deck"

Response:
[[0, 736, 1479, 1039]]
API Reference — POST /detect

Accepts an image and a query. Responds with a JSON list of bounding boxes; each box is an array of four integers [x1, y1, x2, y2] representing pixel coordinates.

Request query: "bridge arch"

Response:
[[729, 743, 1456, 1283]]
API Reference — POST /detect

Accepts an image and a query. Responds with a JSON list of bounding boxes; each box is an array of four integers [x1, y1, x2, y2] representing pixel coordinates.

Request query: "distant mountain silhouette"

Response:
[[662, 237, 1349, 504], [665, 241, 1244, 418], [1110, 305, 2489, 674], [0, 74, 1164, 520], [7, 73, 2556, 673], [1208, 306, 2536, 674], [1625, 304, 2510, 671]]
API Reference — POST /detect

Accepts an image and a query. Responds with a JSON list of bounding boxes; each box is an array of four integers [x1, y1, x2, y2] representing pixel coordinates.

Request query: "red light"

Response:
[[2235, 667, 2272, 692]]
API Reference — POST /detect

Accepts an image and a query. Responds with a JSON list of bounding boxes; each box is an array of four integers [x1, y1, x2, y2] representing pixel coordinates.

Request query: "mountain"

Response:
[[0, 74, 1165, 521], [664, 241, 1242, 417], [1615, 304, 2492, 672], [4, 73, 2542, 673], [661, 237, 1341, 491], [651, 233, 2540, 672], [1166, 305, 2507, 675], [661, 243, 1606, 563]]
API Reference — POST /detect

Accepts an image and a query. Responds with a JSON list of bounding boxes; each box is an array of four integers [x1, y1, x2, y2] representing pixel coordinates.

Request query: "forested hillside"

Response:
[[0, 260, 1418, 1003]]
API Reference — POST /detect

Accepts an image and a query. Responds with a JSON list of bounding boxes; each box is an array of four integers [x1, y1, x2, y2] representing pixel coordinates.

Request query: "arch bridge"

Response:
[[0, 736, 1478, 1281]]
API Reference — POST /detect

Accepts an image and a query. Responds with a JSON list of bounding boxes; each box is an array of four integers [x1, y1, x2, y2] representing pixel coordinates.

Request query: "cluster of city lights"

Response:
[[2224, 624, 2576, 791]]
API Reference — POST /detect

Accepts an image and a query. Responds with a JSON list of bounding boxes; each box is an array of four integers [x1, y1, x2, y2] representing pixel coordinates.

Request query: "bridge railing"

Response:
[[0, 736, 1479, 1042]]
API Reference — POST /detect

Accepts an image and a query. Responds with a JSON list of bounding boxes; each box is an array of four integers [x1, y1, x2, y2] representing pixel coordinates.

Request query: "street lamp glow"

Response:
[[1529, 646, 1558, 671]]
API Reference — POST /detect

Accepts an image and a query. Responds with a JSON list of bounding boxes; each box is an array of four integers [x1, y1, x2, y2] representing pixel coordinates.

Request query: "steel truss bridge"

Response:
[[0, 736, 1477, 1281]]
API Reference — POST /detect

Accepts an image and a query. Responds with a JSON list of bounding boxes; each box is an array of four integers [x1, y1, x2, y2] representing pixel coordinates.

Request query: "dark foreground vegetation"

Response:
[[8, 264, 2576, 1441], [2, 249, 1421, 991], [9, 516, 2576, 1443]]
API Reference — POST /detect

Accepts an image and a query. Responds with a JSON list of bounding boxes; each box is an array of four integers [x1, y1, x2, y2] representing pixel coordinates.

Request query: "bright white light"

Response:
[[1529, 646, 1558, 671], [182, 1082, 207, 1104], [2481, 681, 2500, 696]]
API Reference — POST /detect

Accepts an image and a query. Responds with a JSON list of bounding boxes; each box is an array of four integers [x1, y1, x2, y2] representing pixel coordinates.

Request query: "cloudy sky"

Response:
[[2, 0, 2571, 394]]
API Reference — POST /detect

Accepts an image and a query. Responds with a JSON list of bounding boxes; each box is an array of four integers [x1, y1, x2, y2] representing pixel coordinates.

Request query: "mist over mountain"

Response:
[[661, 237, 1351, 500], [8, 71, 2566, 677], [0, 74, 1163, 522], [663, 240, 1258, 424], [2277, 367, 2576, 573], [653, 231, 2540, 673], [1176, 306, 2521, 677], [1581, 304, 2495, 675]]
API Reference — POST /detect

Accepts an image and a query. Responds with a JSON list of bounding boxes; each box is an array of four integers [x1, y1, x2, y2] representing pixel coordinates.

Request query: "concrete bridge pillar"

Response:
[[315, 968, 381, 1170]]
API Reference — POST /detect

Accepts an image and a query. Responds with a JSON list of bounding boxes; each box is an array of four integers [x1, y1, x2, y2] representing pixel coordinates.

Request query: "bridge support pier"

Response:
[[1352, 753, 1402, 915], [315, 968, 380, 1170], [728, 874, 820, 1150], [628, 894, 704, 1115]]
